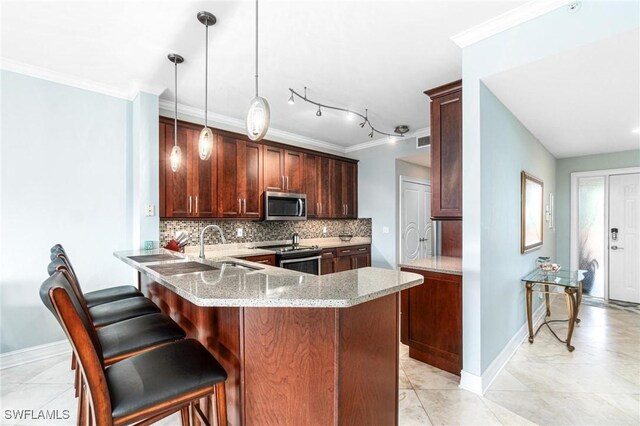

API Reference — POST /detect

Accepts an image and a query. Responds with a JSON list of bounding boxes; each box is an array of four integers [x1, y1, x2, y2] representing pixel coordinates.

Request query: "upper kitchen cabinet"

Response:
[[424, 80, 462, 220], [263, 146, 303, 194], [303, 153, 319, 218], [160, 118, 217, 218], [218, 135, 262, 219], [331, 159, 358, 219]]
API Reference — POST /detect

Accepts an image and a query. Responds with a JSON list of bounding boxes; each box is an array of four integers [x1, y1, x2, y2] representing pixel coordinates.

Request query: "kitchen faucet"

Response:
[[199, 224, 226, 259]]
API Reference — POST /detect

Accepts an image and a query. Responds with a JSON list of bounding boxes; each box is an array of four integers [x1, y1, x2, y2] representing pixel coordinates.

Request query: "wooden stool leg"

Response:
[[180, 406, 190, 426], [71, 353, 77, 370], [74, 366, 80, 397], [77, 379, 84, 426], [214, 383, 227, 426]]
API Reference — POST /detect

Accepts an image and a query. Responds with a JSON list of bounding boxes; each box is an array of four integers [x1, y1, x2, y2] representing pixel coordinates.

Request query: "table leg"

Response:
[[544, 284, 551, 317], [575, 281, 582, 324], [526, 282, 534, 343], [564, 288, 577, 352]]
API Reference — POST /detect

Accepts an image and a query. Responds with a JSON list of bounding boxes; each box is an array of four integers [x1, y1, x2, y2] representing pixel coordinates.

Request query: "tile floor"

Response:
[[1, 296, 638, 425]]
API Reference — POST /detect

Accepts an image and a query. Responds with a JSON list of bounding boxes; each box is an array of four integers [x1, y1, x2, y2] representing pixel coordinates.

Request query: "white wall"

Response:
[[0, 71, 141, 352], [352, 138, 429, 268]]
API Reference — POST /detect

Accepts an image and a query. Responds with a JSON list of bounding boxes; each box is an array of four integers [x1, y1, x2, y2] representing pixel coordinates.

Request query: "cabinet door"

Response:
[[240, 141, 262, 218], [304, 154, 319, 218], [190, 128, 217, 217], [164, 123, 190, 217], [430, 88, 462, 219], [317, 156, 332, 218], [284, 150, 303, 193], [331, 159, 345, 218], [263, 146, 284, 192], [353, 253, 370, 269], [217, 135, 242, 218], [342, 161, 357, 218], [320, 249, 336, 275], [335, 256, 352, 273]]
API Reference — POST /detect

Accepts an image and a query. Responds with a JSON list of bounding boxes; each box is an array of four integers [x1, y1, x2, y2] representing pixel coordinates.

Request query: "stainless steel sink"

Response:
[[146, 261, 219, 275], [128, 253, 180, 263]]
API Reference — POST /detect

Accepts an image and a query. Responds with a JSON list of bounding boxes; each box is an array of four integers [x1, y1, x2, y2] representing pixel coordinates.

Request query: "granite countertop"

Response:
[[115, 248, 422, 308], [183, 237, 372, 259], [398, 256, 462, 276]]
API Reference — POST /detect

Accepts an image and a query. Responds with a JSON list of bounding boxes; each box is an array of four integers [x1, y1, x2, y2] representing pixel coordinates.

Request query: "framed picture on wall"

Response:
[[521, 171, 544, 253]]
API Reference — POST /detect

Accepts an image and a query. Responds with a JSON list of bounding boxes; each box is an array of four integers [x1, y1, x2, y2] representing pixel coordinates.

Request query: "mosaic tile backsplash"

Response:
[[160, 218, 372, 247]]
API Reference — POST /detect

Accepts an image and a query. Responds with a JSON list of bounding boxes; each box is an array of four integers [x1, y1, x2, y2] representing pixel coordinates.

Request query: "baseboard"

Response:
[[0, 340, 70, 370], [459, 303, 546, 395]]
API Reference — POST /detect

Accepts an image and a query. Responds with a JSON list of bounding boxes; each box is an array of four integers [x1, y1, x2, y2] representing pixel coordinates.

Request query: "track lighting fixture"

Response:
[[288, 91, 295, 105], [288, 87, 406, 139]]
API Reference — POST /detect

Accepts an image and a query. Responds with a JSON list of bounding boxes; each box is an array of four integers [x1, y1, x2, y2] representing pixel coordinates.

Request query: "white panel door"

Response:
[[401, 180, 431, 264], [609, 173, 640, 303]]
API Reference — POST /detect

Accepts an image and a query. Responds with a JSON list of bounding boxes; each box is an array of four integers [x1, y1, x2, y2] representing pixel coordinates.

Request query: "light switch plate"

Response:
[[145, 205, 155, 217], [382, 226, 389, 234], [237, 228, 244, 237]]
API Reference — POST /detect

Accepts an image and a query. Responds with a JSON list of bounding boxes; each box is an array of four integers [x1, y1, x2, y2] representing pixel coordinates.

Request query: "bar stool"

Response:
[[50, 244, 142, 307], [40, 272, 228, 426], [48, 258, 160, 327]]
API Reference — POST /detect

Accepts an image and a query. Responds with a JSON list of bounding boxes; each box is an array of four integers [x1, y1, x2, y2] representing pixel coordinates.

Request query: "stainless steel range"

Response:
[[259, 243, 322, 275]]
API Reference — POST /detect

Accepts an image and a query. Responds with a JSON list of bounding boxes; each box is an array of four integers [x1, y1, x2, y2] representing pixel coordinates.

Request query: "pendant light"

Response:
[[245, 0, 270, 141], [197, 11, 216, 160], [168, 53, 184, 172]]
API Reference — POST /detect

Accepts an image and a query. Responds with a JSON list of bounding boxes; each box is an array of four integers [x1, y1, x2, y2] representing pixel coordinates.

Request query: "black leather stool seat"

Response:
[[107, 339, 228, 419], [98, 313, 185, 361], [84, 285, 142, 308], [89, 297, 160, 327]]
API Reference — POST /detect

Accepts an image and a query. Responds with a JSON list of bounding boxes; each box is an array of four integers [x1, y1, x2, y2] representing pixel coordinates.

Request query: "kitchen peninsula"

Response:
[[115, 248, 423, 426]]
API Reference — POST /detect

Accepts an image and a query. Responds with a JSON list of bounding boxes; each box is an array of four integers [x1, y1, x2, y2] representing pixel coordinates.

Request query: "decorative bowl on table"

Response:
[[540, 263, 561, 273], [339, 234, 353, 242]]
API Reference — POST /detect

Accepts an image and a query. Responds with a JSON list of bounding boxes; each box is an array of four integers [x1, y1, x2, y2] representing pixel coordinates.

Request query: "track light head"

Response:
[[359, 121, 366, 128], [288, 91, 295, 105], [316, 106, 322, 117], [368, 131, 374, 138]]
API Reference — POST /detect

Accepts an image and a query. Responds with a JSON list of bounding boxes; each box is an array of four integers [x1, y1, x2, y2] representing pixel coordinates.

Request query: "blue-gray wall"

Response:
[[461, 1, 639, 380], [555, 150, 640, 269], [352, 138, 429, 268], [479, 84, 555, 370], [0, 71, 159, 352]]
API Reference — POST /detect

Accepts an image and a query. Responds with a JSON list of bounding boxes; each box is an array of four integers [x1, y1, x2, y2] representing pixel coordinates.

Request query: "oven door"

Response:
[[279, 255, 321, 275]]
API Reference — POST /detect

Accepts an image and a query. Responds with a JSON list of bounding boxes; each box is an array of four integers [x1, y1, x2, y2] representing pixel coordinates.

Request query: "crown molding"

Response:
[[1, 57, 163, 100], [451, 0, 572, 48], [159, 99, 347, 154], [344, 126, 430, 153]]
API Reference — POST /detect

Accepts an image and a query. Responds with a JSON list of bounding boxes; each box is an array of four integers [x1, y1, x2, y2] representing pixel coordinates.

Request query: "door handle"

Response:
[[286, 176, 289, 191], [611, 246, 624, 250], [243, 199, 247, 214], [238, 198, 241, 214], [189, 196, 192, 214], [281, 176, 285, 189], [195, 196, 198, 214]]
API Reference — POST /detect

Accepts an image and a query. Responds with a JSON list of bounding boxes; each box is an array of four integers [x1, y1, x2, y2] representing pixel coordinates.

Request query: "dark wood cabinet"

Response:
[[263, 146, 303, 193], [160, 117, 358, 220], [217, 135, 262, 219], [425, 80, 462, 220], [331, 160, 358, 219], [321, 245, 371, 275], [160, 119, 217, 218], [236, 254, 276, 266], [400, 268, 462, 376]]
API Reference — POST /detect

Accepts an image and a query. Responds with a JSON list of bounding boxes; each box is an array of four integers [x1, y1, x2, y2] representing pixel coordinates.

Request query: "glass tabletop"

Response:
[[521, 269, 586, 288]]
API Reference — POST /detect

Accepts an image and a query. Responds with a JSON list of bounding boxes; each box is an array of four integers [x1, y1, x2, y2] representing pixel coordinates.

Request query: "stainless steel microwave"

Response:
[[264, 191, 307, 221]]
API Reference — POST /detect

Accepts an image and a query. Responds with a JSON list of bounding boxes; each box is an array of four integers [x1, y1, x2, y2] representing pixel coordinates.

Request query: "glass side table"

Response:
[[521, 269, 585, 352]]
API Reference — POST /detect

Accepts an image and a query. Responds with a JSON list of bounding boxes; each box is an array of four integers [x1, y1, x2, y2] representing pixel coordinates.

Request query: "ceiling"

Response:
[[1, 1, 524, 148], [483, 28, 640, 159]]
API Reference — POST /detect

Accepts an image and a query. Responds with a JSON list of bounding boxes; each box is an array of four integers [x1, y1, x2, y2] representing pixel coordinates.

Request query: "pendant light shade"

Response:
[[246, 96, 270, 141], [168, 53, 184, 172], [197, 11, 216, 160], [245, 0, 270, 141]]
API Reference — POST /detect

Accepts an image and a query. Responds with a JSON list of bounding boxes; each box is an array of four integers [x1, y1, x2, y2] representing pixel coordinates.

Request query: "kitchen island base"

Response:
[[145, 281, 399, 426]]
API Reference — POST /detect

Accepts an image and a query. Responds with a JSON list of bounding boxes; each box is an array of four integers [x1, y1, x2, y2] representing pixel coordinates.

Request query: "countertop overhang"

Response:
[[115, 248, 423, 308]]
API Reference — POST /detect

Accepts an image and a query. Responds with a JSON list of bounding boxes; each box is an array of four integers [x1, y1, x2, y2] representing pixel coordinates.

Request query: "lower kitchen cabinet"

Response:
[[236, 254, 276, 266], [321, 245, 371, 275], [399, 268, 462, 375]]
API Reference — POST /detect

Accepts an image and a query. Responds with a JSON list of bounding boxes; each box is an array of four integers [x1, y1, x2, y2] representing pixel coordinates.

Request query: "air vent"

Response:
[[417, 135, 430, 149]]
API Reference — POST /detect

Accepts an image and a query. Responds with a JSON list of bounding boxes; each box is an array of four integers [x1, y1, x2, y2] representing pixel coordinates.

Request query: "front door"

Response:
[[609, 173, 640, 303], [400, 178, 431, 264]]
